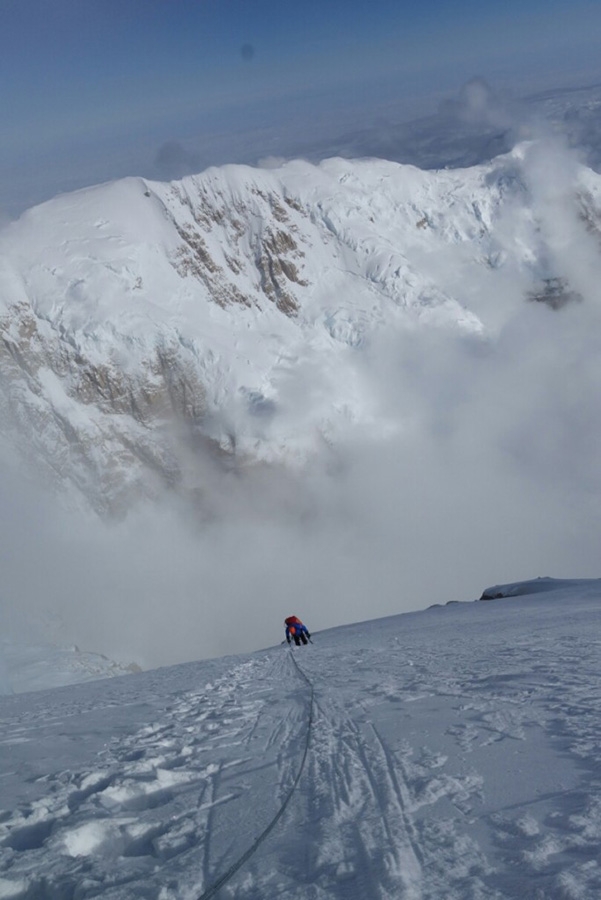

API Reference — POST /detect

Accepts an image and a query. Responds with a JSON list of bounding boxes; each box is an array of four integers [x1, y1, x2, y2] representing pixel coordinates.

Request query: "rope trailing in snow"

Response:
[[195, 652, 315, 900]]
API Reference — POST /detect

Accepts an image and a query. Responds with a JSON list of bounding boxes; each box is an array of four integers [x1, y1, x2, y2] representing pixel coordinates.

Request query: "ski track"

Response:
[[3, 595, 601, 898], [230, 611, 601, 900], [0, 653, 309, 899]]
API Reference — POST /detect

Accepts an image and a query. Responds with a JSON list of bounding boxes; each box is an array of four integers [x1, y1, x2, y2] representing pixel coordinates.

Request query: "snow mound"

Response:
[[0, 640, 140, 696], [479, 576, 601, 601]]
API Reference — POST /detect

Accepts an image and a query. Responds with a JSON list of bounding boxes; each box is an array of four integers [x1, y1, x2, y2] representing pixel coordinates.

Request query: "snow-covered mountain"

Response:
[[1, 142, 599, 514], [2, 577, 601, 899]]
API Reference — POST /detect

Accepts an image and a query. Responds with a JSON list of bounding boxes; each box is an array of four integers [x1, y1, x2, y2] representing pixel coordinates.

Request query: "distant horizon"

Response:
[[2, 0, 601, 218], [2, 73, 601, 221]]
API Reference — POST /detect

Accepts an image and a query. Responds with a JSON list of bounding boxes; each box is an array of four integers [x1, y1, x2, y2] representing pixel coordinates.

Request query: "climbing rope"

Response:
[[196, 652, 315, 900]]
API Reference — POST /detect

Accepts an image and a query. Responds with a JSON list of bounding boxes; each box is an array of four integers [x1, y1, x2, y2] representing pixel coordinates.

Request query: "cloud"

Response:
[[294, 76, 523, 172], [438, 77, 515, 130], [257, 155, 288, 169], [154, 141, 203, 180], [0, 209, 11, 231]]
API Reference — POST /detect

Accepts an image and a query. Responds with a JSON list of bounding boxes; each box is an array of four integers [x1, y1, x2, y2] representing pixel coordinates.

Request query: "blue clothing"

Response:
[[286, 623, 308, 641], [285, 619, 311, 645]]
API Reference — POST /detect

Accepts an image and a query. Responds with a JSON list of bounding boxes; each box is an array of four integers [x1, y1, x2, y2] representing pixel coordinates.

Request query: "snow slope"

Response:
[[0, 640, 140, 696], [2, 577, 601, 899], [1, 144, 600, 512]]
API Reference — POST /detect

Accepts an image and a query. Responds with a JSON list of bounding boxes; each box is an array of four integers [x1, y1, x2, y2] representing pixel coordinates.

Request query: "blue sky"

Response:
[[2, 0, 601, 214]]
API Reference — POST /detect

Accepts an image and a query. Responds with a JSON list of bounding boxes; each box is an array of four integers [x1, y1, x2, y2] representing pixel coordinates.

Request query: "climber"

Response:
[[285, 615, 311, 646]]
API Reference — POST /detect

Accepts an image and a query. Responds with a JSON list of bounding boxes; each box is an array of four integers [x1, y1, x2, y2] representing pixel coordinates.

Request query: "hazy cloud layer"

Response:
[[296, 77, 527, 171], [154, 141, 203, 181], [147, 79, 601, 201], [4, 78, 601, 219]]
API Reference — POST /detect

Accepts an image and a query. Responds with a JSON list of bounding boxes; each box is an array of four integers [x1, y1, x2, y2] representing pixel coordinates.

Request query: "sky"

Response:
[[2, 0, 601, 215]]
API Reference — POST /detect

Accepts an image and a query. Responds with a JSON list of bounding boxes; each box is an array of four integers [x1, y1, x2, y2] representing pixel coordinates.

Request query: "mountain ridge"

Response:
[[0, 144, 598, 514]]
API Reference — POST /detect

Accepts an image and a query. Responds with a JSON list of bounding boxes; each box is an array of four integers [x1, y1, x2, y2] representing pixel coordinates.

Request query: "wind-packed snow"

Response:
[[2, 578, 601, 899]]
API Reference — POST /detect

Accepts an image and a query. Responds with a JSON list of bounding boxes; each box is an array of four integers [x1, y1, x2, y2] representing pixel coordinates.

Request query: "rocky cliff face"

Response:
[[0, 297, 208, 514], [0, 146, 599, 514]]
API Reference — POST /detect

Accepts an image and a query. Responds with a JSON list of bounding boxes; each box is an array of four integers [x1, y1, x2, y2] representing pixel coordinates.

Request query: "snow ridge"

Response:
[[1, 145, 599, 513]]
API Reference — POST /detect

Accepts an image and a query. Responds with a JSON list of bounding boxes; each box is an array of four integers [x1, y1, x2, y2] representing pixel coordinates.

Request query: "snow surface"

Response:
[[2, 578, 601, 899], [0, 640, 139, 697]]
